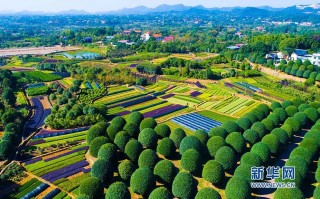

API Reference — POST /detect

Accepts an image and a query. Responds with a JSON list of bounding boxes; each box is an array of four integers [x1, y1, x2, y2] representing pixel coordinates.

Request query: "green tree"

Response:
[[154, 160, 177, 185], [105, 182, 131, 199], [179, 136, 203, 155], [91, 159, 114, 184], [202, 160, 224, 184], [215, 146, 237, 170], [118, 160, 135, 181], [138, 128, 158, 148], [154, 124, 171, 138], [225, 177, 251, 199], [172, 172, 197, 199], [195, 188, 221, 199], [89, 137, 110, 158], [157, 138, 176, 157], [79, 177, 104, 199], [124, 139, 143, 162], [130, 168, 156, 196], [169, 128, 186, 148], [226, 132, 246, 154], [180, 149, 201, 173], [138, 149, 158, 169]]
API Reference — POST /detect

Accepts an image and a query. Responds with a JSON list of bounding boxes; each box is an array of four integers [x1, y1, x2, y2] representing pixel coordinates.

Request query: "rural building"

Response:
[[290, 49, 320, 66], [141, 31, 163, 42]]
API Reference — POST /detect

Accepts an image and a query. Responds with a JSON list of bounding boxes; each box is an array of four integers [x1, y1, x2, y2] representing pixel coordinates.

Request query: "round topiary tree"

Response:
[[233, 164, 252, 182], [207, 136, 227, 158], [123, 123, 139, 138], [243, 112, 258, 124], [215, 146, 237, 170], [124, 139, 143, 162], [169, 128, 186, 148], [284, 117, 301, 133], [314, 185, 320, 199], [282, 100, 293, 109], [289, 147, 313, 165], [240, 152, 263, 167], [281, 124, 294, 138], [157, 138, 176, 157], [299, 138, 318, 158], [91, 159, 114, 184], [209, 127, 228, 138], [105, 182, 131, 199], [251, 122, 268, 138], [226, 132, 245, 154], [270, 128, 289, 144], [114, 131, 130, 151], [179, 136, 203, 155], [154, 160, 177, 185], [293, 112, 308, 127], [273, 108, 288, 122], [252, 109, 265, 121], [79, 177, 104, 199], [202, 160, 224, 184], [89, 136, 110, 158], [111, 116, 126, 128], [118, 160, 135, 181], [107, 124, 123, 141], [285, 105, 298, 117], [298, 103, 309, 112], [310, 101, 320, 109], [261, 118, 275, 132], [285, 156, 308, 179], [194, 129, 209, 145], [97, 143, 117, 161], [149, 187, 173, 199], [237, 117, 252, 131], [138, 128, 158, 148], [130, 168, 156, 196], [127, 111, 144, 125], [243, 129, 259, 145], [225, 177, 251, 199], [138, 149, 158, 169], [154, 124, 171, 138], [261, 134, 280, 154], [221, 121, 240, 133], [180, 149, 201, 173], [271, 102, 282, 111], [267, 113, 281, 126], [87, 125, 106, 144], [195, 188, 221, 199], [256, 104, 270, 117], [304, 108, 320, 123], [250, 142, 271, 163], [172, 172, 197, 199], [140, 118, 157, 131], [274, 188, 304, 199]]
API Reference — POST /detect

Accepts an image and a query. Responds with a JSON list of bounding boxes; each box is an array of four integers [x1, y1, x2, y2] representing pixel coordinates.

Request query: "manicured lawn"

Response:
[[173, 95, 202, 104], [197, 110, 237, 123], [16, 92, 27, 106]]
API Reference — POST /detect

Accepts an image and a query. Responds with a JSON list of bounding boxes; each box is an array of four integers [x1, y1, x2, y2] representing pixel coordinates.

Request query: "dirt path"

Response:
[[258, 65, 306, 83]]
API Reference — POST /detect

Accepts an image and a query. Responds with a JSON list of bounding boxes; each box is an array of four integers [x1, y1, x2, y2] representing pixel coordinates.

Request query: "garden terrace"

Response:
[[235, 82, 262, 92], [126, 98, 167, 112]]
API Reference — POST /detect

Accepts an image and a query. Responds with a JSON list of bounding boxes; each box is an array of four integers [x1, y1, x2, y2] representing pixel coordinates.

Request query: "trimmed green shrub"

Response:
[[285, 106, 298, 117], [207, 136, 226, 158], [267, 114, 281, 126], [202, 160, 224, 184], [138, 149, 158, 169], [215, 146, 237, 170], [179, 136, 203, 155], [270, 128, 289, 144], [251, 122, 268, 138], [195, 188, 221, 199], [105, 182, 130, 199], [240, 152, 262, 167], [127, 111, 144, 125], [274, 188, 304, 199], [273, 108, 287, 122], [243, 129, 259, 145], [261, 134, 280, 154], [154, 160, 177, 185], [79, 177, 104, 199], [180, 149, 201, 173], [293, 112, 308, 127], [226, 132, 246, 154], [313, 186, 320, 199], [285, 156, 308, 179], [107, 124, 123, 141], [256, 104, 270, 116], [284, 117, 301, 133], [304, 130, 320, 143], [298, 103, 309, 112], [169, 128, 186, 148], [140, 118, 157, 131], [194, 129, 209, 145], [154, 124, 171, 138], [114, 131, 130, 151], [149, 187, 173, 199], [124, 139, 143, 162], [271, 102, 282, 111], [225, 177, 251, 199], [157, 138, 176, 157], [250, 142, 271, 163], [89, 137, 110, 158], [281, 124, 294, 138], [87, 125, 106, 144], [91, 159, 114, 184], [123, 123, 139, 138], [289, 147, 312, 165], [138, 128, 158, 148], [172, 172, 197, 199], [304, 108, 320, 123], [310, 102, 320, 109], [130, 168, 156, 196], [98, 143, 117, 161], [118, 160, 135, 181], [233, 164, 252, 182], [299, 138, 318, 158], [315, 167, 320, 182], [221, 121, 240, 133], [261, 118, 275, 132], [282, 100, 293, 109], [236, 117, 252, 131], [75, 195, 90, 199], [243, 112, 258, 124], [209, 127, 228, 138], [252, 109, 265, 121], [111, 116, 126, 128]]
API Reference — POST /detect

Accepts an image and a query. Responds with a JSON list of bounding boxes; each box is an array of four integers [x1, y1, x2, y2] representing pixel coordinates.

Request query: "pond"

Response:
[[61, 51, 102, 59]]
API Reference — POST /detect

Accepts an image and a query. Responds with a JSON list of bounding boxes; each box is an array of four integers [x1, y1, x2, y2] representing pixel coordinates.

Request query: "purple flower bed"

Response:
[[129, 64, 138, 68], [27, 139, 46, 146], [163, 85, 176, 92], [161, 94, 175, 99], [24, 97, 44, 137], [224, 82, 234, 88], [24, 157, 42, 166], [42, 160, 89, 182], [195, 81, 205, 88], [117, 95, 155, 108], [50, 167, 84, 183], [116, 110, 131, 116], [190, 91, 202, 97], [143, 104, 185, 118], [44, 146, 89, 162], [34, 126, 90, 139], [82, 168, 91, 173], [37, 109, 51, 128]]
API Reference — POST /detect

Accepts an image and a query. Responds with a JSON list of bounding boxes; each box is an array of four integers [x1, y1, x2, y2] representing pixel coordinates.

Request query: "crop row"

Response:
[[173, 95, 202, 104], [130, 99, 167, 112], [34, 126, 90, 138], [143, 104, 186, 118]]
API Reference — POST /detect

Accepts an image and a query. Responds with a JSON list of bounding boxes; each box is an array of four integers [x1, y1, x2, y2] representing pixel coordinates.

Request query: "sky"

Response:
[[1, 0, 320, 12]]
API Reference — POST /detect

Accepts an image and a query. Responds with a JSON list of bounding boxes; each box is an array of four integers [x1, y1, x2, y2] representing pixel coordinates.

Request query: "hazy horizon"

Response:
[[1, 0, 320, 12]]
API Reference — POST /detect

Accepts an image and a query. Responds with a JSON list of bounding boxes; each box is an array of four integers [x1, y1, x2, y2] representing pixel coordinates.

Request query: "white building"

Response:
[[312, 53, 320, 66], [290, 49, 320, 66]]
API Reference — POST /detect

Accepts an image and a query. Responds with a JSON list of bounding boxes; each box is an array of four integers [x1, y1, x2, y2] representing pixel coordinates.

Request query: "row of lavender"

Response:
[[143, 104, 186, 118], [24, 97, 47, 137], [32, 126, 90, 139]]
